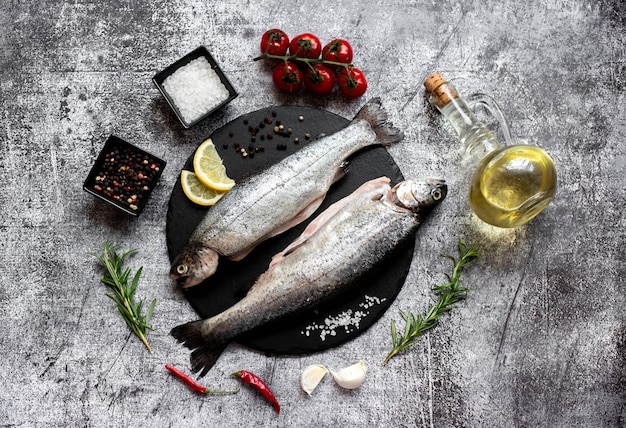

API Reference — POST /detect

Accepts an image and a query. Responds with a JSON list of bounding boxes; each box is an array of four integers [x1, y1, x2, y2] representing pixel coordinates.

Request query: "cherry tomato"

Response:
[[336, 66, 368, 98], [322, 39, 353, 67], [289, 33, 322, 59], [272, 61, 304, 93], [260, 29, 289, 55], [303, 64, 336, 96]]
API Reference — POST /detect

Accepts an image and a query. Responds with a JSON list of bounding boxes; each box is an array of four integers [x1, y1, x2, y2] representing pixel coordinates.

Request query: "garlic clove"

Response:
[[331, 360, 367, 389], [300, 364, 329, 395]]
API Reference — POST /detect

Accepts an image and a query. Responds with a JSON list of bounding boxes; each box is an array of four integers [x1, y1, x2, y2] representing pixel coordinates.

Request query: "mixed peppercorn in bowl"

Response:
[[83, 135, 166, 216]]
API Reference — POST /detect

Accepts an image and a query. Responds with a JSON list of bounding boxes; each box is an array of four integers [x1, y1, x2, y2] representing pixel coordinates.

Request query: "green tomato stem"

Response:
[[253, 52, 352, 69]]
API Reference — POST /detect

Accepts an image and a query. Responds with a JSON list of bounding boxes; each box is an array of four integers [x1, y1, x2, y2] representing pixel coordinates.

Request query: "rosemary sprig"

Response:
[[384, 240, 480, 364], [89, 241, 156, 352]]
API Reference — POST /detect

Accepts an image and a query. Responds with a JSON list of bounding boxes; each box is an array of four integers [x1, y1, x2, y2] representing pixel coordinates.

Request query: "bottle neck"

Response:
[[438, 99, 502, 161], [425, 74, 501, 162]]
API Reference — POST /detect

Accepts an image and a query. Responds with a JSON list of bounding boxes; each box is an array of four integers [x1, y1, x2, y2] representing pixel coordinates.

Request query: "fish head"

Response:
[[170, 245, 219, 288], [390, 178, 447, 215]]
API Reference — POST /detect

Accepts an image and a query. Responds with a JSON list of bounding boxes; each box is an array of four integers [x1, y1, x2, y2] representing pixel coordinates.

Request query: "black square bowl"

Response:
[[153, 46, 238, 128], [83, 135, 166, 216]]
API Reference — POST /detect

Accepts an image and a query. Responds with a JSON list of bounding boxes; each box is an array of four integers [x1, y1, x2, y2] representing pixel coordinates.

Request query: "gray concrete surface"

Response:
[[1, 0, 624, 427]]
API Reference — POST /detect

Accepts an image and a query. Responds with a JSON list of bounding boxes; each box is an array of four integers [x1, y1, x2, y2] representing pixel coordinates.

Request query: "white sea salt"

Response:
[[301, 295, 387, 341], [162, 56, 230, 125]]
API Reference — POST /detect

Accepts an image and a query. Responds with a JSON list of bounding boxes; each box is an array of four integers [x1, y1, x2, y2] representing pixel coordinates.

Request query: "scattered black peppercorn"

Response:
[[224, 111, 315, 160]]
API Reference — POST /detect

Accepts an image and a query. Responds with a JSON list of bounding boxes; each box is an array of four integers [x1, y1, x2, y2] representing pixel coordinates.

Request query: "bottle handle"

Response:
[[466, 92, 515, 146]]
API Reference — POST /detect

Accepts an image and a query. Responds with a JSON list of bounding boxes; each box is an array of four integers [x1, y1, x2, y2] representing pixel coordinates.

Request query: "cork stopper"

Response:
[[424, 72, 458, 108]]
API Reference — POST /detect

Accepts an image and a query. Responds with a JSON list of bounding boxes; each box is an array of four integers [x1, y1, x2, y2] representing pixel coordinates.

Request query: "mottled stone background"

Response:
[[1, 0, 624, 427]]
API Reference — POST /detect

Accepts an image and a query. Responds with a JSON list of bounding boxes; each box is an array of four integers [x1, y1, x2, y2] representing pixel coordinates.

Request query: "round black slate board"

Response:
[[166, 105, 413, 356]]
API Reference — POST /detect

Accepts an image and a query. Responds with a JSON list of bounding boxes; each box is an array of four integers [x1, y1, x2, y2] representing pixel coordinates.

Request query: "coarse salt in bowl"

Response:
[[153, 46, 238, 128]]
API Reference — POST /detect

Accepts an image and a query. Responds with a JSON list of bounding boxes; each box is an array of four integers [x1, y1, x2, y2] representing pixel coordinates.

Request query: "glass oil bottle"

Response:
[[423, 72, 557, 228]]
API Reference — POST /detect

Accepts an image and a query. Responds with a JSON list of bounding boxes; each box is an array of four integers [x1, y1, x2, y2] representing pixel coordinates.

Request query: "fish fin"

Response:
[[171, 320, 227, 377], [354, 98, 404, 146], [171, 320, 206, 350], [190, 344, 228, 378], [228, 248, 254, 262], [334, 161, 350, 181]]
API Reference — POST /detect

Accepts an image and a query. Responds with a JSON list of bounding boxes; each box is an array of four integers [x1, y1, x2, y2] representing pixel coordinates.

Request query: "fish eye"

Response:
[[176, 264, 188, 275], [431, 188, 442, 200]]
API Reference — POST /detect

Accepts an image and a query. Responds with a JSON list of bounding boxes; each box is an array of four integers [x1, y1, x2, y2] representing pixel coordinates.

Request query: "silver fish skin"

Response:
[[171, 176, 447, 376], [171, 98, 403, 288]]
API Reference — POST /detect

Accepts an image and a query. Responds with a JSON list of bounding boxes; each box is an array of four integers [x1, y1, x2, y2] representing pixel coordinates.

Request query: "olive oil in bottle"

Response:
[[424, 72, 557, 228]]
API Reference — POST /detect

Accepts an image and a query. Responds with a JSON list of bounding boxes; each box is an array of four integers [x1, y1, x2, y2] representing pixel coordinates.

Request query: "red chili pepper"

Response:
[[231, 370, 280, 414], [165, 365, 239, 395]]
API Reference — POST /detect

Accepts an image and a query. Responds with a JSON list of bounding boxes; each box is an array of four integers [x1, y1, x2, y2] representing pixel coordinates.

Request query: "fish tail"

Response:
[[171, 320, 227, 377], [354, 97, 404, 146]]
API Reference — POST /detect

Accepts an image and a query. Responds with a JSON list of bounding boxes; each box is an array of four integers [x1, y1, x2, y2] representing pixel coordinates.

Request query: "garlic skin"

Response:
[[300, 364, 329, 395], [331, 360, 367, 389]]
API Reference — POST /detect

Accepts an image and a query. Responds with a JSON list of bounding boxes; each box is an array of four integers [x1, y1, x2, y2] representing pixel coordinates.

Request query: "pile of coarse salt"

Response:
[[162, 56, 230, 125], [301, 295, 387, 342]]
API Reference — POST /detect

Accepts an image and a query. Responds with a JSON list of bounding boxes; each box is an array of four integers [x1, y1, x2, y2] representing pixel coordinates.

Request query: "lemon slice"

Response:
[[181, 170, 227, 206], [193, 138, 235, 191]]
